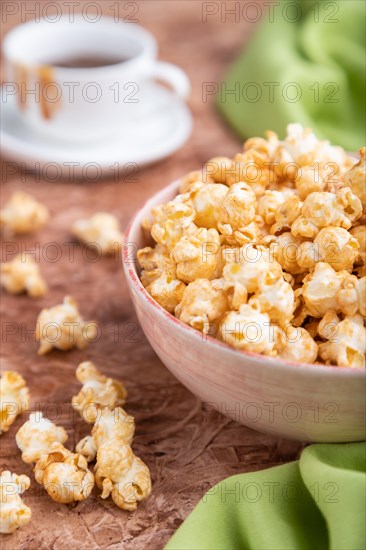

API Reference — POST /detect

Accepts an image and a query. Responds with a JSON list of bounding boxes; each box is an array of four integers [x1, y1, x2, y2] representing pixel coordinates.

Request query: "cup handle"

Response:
[[151, 61, 191, 101]]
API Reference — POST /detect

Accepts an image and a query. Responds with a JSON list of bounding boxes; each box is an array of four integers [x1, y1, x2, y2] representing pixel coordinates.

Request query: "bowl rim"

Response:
[[123, 178, 365, 377]]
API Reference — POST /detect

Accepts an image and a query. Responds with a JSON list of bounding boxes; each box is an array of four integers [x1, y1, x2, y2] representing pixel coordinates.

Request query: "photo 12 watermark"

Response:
[[2, 1, 140, 24]]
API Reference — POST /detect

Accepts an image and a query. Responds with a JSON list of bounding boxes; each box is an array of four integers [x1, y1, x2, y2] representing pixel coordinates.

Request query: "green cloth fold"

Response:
[[217, 1, 366, 150], [166, 443, 366, 550]]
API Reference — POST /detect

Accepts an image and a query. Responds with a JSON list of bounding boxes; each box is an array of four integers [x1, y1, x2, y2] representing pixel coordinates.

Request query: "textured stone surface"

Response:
[[1, 2, 303, 548]]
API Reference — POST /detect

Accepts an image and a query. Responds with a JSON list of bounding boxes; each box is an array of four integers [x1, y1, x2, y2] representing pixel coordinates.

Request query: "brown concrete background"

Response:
[[1, 1, 303, 548]]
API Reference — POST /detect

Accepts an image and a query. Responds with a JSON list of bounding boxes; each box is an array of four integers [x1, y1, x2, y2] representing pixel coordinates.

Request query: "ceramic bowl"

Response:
[[123, 179, 366, 442]]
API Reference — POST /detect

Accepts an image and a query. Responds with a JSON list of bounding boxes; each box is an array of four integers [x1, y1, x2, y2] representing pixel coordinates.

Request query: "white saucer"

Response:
[[0, 83, 192, 177]]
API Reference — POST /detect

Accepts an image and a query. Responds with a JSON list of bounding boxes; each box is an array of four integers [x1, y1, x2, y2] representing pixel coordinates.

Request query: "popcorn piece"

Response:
[[16, 412, 94, 503], [249, 271, 295, 325], [75, 436, 97, 463], [244, 130, 280, 161], [1, 254, 47, 297], [35, 296, 97, 355], [150, 195, 196, 250], [336, 275, 366, 317], [343, 147, 366, 209], [175, 278, 228, 334], [0, 371, 29, 434], [218, 182, 256, 233], [318, 312, 366, 368], [257, 190, 294, 226], [271, 195, 302, 235], [301, 263, 347, 317], [137, 244, 176, 287], [271, 232, 306, 275], [190, 182, 228, 229], [172, 227, 221, 283], [220, 304, 276, 355], [0, 192, 49, 235], [297, 227, 359, 272], [72, 212, 124, 255], [34, 442, 94, 504], [146, 271, 186, 313], [275, 326, 318, 364], [16, 412, 67, 464], [96, 444, 151, 512], [291, 189, 362, 239], [0, 471, 31, 534], [295, 163, 343, 200], [228, 150, 274, 196], [72, 361, 127, 424], [223, 244, 282, 294], [78, 407, 135, 461]]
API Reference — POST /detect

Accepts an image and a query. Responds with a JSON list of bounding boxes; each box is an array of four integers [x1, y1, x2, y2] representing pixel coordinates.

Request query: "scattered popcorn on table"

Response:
[[72, 212, 124, 255], [16, 412, 67, 464], [16, 412, 94, 503], [72, 361, 127, 424], [73, 364, 152, 511], [35, 295, 97, 355], [1, 254, 47, 297], [0, 371, 29, 434], [138, 125, 365, 368], [0, 471, 31, 534], [34, 442, 94, 504], [0, 192, 49, 235]]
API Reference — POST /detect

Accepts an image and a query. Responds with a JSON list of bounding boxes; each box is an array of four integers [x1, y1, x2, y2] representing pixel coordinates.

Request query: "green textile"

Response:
[[217, 0, 366, 150], [166, 443, 366, 550]]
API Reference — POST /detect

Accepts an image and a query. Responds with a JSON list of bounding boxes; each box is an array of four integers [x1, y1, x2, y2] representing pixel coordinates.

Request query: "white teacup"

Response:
[[3, 16, 190, 142]]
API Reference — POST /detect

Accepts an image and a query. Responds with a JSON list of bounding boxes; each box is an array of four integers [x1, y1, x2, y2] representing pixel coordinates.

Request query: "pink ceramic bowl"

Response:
[[123, 180, 366, 442]]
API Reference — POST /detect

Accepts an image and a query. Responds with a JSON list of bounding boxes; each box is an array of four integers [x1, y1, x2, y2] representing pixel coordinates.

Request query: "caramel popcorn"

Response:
[[146, 271, 186, 313], [291, 188, 362, 239], [138, 125, 365, 367], [72, 212, 124, 255], [217, 182, 256, 234], [257, 189, 294, 226], [175, 278, 228, 333], [16, 412, 67, 464], [318, 312, 366, 368], [220, 304, 276, 355], [171, 227, 221, 283], [72, 361, 127, 424], [34, 442, 94, 504], [150, 195, 196, 250], [1, 254, 47, 297], [298, 227, 359, 272], [72, 364, 151, 511], [0, 192, 49, 235], [35, 296, 97, 355], [137, 244, 177, 287], [275, 326, 318, 364], [0, 471, 31, 534], [0, 371, 29, 434], [16, 412, 94, 503], [190, 181, 228, 229]]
